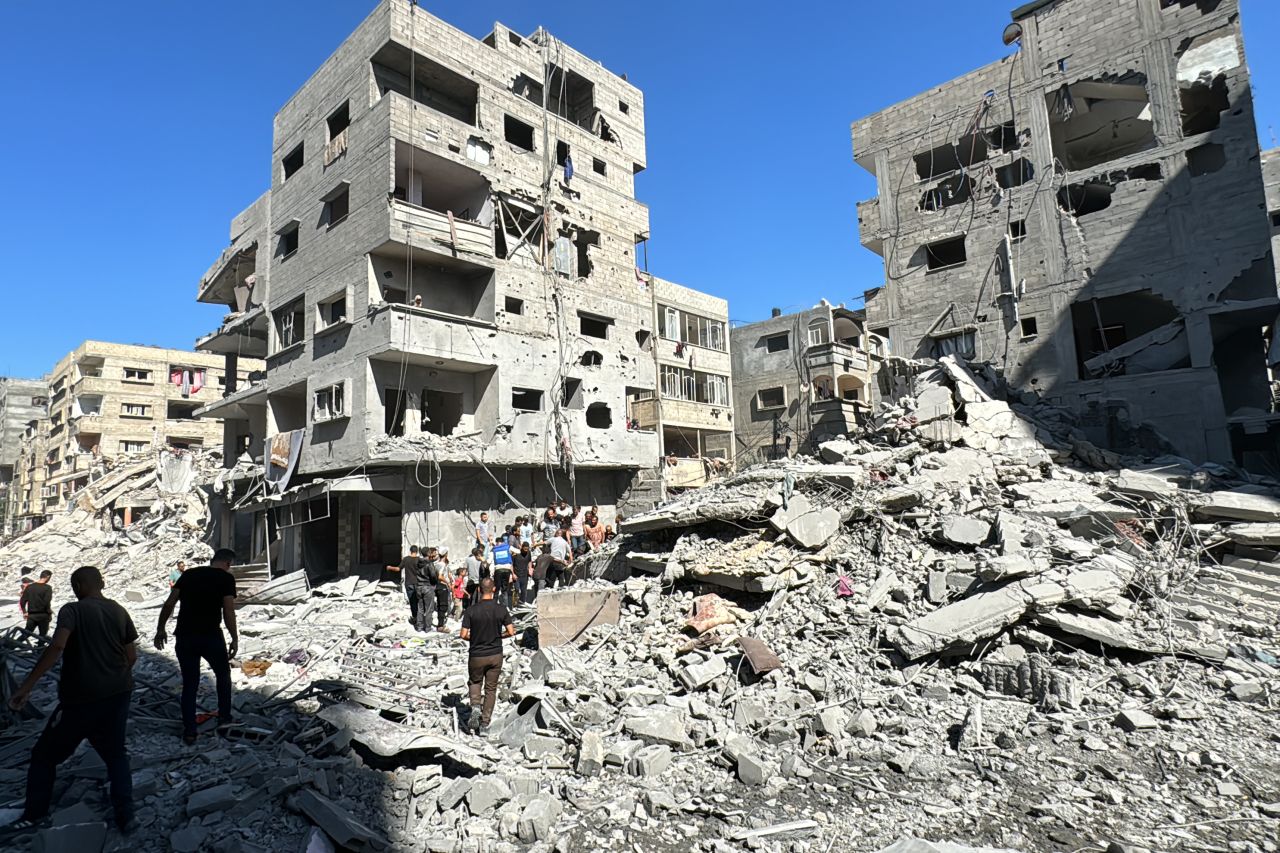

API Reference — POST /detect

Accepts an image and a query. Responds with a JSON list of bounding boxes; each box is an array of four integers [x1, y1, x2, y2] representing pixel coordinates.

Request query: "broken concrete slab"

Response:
[[316, 703, 490, 773], [769, 493, 811, 533], [1223, 523, 1280, 546], [675, 653, 728, 691], [629, 744, 673, 778], [537, 587, 622, 647], [939, 515, 990, 547], [1193, 489, 1280, 523], [290, 789, 387, 852], [914, 383, 956, 423], [186, 782, 237, 816], [623, 707, 691, 749], [787, 505, 842, 550], [894, 579, 1067, 660]]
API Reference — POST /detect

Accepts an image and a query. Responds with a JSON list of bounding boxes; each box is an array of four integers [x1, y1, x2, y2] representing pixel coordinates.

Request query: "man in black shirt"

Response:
[[460, 577, 513, 734], [19, 570, 54, 637], [511, 542, 533, 606], [4, 566, 138, 836], [391, 545, 424, 630], [154, 548, 238, 744], [429, 546, 450, 632]]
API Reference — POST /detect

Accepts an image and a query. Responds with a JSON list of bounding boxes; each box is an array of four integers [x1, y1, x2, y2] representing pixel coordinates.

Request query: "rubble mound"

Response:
[[0, 360, 1277, 852]]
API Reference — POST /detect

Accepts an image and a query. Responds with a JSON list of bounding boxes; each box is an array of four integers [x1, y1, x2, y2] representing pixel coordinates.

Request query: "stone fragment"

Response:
[[736, 751, 769, 786], [629, 745, 673, 778], [523, 734, 567, 759], [1114, 709, 1158, 732], [169, 825, 210, 853], [290, 789, 386, 852], [939, 515, 990, 547], [816, 706, 848, 736], [914, 383, 956, 423], [769, 494, 811, 533], [517, 796, 561, 843], [576, 730, 604, 777], [187, 782, 237, 817], [847, 709, 878, 737], [980, 554, 1044, 582], [623, 708, 691, 748], [437, 777, 473, 810], [926, 570, 948, 604], [34, 822, 108, 853], [866, 569, 899, 610], [788, 506, 841, 550], [466, 776, 512, 814], [676, 654, 728, 691], [1229, 682, 1264, 703]]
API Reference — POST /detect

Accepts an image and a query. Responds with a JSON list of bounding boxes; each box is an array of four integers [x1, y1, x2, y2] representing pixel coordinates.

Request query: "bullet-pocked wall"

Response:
[[853, 0, 1280, 466]]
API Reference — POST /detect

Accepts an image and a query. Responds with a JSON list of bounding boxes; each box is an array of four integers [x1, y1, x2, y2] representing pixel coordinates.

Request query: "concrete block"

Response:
[[576, 730, 604, 777]]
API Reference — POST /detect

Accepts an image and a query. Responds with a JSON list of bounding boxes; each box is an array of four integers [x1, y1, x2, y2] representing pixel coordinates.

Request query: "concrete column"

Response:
[[225, 353, 239, 395]]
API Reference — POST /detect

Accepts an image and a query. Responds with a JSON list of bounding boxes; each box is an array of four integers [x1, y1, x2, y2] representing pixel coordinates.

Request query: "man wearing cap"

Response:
[[154, 548, 239, 744]]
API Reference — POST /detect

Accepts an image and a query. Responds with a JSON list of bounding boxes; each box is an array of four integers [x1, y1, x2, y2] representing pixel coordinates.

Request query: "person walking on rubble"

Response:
[[389, 545, 425, 630], [20, 570, 54, 637], [3, 566, 138, 837], [511, 541, 533, 605], [546, 529, 574, 589], [154, 548, 239, 744], [461, 577, 514, 735], [427, 546, 450, 632]]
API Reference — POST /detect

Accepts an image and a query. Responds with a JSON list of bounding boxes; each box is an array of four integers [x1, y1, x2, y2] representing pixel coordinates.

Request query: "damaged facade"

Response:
[[7, 342, 256, 534], [627, 276, 734, 492], [730, 303, 879, 464], [195, 0, 716, 573], [0, 378, 46, 537], [853, 0, 1280, 470]]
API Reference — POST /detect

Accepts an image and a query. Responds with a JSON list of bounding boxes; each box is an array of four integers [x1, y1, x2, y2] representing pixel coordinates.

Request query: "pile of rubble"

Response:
[[1, 357, 1278, 853], [0, 449, 245, 585]]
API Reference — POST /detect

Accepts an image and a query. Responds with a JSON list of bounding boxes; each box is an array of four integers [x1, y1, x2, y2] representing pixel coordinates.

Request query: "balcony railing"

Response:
[[806, 341, 870, 373], [390, 200, 494, 259]]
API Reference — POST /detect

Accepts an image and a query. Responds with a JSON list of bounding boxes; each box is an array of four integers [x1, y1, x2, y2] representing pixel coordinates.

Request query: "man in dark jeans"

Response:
[[460, 577, 513, 734], [19, 569, 54, 636], [3, 566, 138, 837], [390, 545, 424, 630], [154, 548, 238, 744]]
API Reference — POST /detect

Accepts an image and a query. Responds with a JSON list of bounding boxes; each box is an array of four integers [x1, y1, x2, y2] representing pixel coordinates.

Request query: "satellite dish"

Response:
[[1003, 22, 1023, 46]]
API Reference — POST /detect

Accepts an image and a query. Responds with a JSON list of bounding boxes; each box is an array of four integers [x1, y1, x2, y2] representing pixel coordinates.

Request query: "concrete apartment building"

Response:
[[0, 378, 47, 535], [731, 303, 879, 464], [1264, 147, 1280, 289], [8, 341, 258, 532], [195, 0, 695, 574], [853, 0, 1280, 469], [627, 276, 733, 491]]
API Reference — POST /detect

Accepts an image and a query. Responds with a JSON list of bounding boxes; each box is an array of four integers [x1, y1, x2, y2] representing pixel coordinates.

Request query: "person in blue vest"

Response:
[[490, 537, 513, 607]]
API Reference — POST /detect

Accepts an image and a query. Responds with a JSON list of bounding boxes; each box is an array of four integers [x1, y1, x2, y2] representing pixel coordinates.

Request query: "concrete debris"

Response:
[[0, 351, 1277, 853]]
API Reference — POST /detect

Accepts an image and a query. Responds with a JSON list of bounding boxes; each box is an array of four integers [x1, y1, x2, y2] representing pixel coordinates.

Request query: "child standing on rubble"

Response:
[[451, 566, 467, 618]]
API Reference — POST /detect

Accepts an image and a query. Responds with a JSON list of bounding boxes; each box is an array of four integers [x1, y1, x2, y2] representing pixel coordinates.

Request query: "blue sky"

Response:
[[2, 0, 1279, 378]]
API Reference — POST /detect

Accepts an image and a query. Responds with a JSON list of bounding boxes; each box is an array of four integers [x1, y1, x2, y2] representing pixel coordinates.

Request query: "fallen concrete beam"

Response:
[[1194, 490, 1280, 523]]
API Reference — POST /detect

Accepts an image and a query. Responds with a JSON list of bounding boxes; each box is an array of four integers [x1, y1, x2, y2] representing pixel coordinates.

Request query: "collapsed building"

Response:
[[730, 302, 882, 464], [6, 342, 258, 536], [193, 1, 728, 572], [853, 0, 1280, 471]]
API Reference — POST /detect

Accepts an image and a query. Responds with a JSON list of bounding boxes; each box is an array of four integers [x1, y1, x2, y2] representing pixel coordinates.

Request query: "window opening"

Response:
[[504, 115, 535, 151], [505, 296, 524, 315], [765, 333, 790, 353], [925, 236, 967, 270], [512, 388, 542, 411], [282, 143, 304, 180], [585, 402, 612, 429]]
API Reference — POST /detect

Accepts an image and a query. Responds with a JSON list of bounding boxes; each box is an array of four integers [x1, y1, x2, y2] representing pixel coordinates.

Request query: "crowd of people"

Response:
[[0, 500, 621, 839]]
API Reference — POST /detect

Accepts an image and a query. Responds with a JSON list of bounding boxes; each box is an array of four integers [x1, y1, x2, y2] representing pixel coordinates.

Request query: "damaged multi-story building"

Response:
[[730, 303, 880, 464], [194, 0, 711, 573], [854, 0, 1280, 469], [626, 276, 734, 491], [7, 341, 257, 532], [0, 378, 47, 536]]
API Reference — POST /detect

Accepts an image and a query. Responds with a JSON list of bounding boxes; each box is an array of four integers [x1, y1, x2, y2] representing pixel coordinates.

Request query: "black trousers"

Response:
[[435, 588, 451, 628], [24, 615, 50, 637], [176, 633, 232, 734], [24, 693, 132, 822]]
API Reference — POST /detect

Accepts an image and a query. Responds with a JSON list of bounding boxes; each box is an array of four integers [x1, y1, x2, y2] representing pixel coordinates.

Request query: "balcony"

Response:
[[197, 305, 269, 358], [367, 303, 496, 371], [389, 200, 494, 259], [198, 241, 258, 306], [71, 375, 114, 396], [857, 198, 885, 256], [806, 341, 870, 375], [196, 381, 268, 421]]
